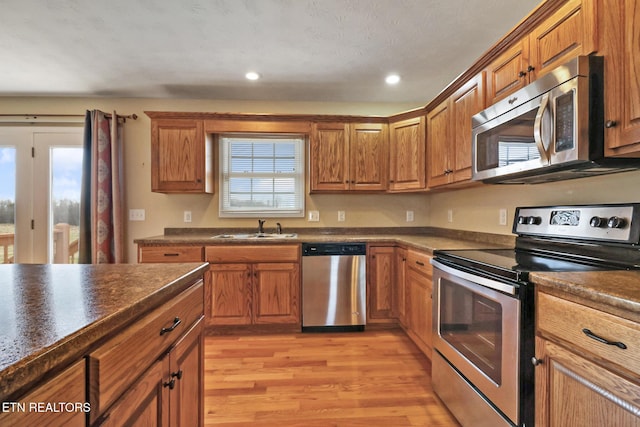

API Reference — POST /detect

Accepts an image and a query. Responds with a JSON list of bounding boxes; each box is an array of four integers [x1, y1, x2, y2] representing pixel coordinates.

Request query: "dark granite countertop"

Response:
[[530, 270, 640, 324], [134, 227, 516, 254], [0, 263, 209, 401]]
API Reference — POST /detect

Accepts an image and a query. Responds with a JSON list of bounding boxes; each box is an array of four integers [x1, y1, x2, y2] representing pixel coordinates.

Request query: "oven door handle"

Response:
[[431, 259, 517, 296]]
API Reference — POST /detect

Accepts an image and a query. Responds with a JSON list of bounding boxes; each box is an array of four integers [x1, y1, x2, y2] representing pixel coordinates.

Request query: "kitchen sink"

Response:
[[211, 233, 298, 239]]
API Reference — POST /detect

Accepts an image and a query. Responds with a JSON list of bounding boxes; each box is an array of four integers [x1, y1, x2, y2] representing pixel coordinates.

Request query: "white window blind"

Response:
[[219, 134, 305, 217]]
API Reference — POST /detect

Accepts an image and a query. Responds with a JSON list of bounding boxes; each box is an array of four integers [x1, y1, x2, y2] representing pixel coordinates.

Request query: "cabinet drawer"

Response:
[[407, 249, 433, 278], [0, 360, 86, 427], [139, 245, 203, 263], [205, 245, 299, 263], [88, 280, 204, 422], [537, 292, 640, 376]]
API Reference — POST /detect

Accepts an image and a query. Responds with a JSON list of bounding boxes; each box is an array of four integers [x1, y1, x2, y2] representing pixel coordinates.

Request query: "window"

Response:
[[219, 134, 305, 217]]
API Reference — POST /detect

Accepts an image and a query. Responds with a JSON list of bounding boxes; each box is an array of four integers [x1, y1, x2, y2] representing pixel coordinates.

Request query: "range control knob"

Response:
[[589, 216, 607, 228], [607, 216, 627, 229], [517, 216, 527, 225], [527, 216, 542, 225]]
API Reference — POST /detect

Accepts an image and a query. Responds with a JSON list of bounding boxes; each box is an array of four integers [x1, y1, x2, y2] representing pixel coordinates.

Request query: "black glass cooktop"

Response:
[[434, 248, 609, 283]]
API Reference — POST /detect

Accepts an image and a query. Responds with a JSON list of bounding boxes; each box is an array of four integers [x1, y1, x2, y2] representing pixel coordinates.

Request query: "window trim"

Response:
[[218, 133, 306, 218]]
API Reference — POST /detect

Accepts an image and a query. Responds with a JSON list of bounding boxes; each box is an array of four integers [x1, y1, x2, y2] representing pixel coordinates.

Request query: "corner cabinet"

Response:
[[204, 245, 300, 327], [600, 0, 640, 156], [427, 72, 485, 188], [534, 291, 640, 427], [310, 122, 388, 192], [485, 0, 597, 105], [388, 116, 426, 191], [150, 118, 214, 193]]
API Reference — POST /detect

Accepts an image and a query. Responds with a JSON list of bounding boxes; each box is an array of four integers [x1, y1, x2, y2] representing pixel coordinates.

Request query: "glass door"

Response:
[[0, 127, 82, 263]]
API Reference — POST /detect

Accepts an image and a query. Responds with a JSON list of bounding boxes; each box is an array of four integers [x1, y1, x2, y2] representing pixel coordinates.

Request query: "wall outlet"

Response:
[[337, 210, 345, 222], [184, 211, 192, 223], [308, 210, 320, 222], [406, 210, 414, 222], [499, 208, 508, 226], [447, 209, 453, 223], [129, 209, 145, 221]]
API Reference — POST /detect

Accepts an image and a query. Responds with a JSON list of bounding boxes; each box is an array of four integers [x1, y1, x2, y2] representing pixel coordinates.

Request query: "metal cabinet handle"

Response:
[[605, 120, 617, 128], [531, 357, 543, 366], [518, 71, 527, 78], [171, 370, 183, 380], [582, 328, 627, 349], [527, 65, 535, 72], [160, 317, 181, 335], [163, 378, 175, 389], [163, 253, 180, 257], [415, 261, 425, 266]]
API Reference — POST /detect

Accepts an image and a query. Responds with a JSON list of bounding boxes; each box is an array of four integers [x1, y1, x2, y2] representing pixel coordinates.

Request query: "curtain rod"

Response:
[[0, 112, 138, 123]]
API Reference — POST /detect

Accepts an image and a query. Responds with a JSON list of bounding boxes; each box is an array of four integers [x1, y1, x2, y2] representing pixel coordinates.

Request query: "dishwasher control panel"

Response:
[[302, 242, 367, 256]]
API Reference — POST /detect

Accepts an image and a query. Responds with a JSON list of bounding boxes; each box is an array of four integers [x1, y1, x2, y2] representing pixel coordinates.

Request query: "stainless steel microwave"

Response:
[[472, 56, 640, 184]]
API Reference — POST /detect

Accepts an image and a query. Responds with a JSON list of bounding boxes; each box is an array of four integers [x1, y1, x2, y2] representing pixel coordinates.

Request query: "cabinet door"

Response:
[[349, 123, 388, 191], [535, 337, 640, 427], [602, 0, 640, 154], [310, 122, 350, 191], [151, 119, 211, 193], [367, 246, 394, 321], [406, 267, 432, 357], [100, 359, 169, 427], [451, 72, 485, 183], [388, 117, 426, 191], [529, 0, 597, 80], [426, 99, 451, 188], [169, 318, 204, 427], [393, 247, 407, 326], [206, 264, 252, 325], [485, 37, 530, 105], [253, 262, 300, 324]]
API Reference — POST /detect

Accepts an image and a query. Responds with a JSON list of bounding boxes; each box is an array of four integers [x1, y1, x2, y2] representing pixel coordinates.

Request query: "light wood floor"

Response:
[[204, 329, 460, 426]]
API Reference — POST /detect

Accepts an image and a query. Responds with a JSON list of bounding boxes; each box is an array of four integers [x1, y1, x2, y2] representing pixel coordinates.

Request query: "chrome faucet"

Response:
[[276, 222, 282, 234], [258, 219, 266, 234]]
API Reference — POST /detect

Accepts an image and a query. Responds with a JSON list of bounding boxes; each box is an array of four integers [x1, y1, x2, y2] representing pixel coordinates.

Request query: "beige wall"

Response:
[[3, 96, 639, 263]]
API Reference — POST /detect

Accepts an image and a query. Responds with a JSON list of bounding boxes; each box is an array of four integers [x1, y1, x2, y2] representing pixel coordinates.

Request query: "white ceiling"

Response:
[[0, 0, 540, 104]]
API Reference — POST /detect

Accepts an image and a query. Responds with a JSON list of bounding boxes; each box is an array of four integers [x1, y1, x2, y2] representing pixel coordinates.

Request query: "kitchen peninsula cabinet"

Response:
[[600, 0, 640, 156], [535, 291, 640, 427], [205, 245, 300, 327], [367, 245, 394, 323], [150, 118, 214, 193], [427, 73, 485, 188], [388, 116, 426, 192], [404, 249, 433, 358], [485, 0, 597, 105], [310, 122, 388, 192]]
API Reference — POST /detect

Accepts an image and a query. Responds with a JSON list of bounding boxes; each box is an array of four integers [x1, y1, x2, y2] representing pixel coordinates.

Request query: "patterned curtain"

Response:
[[78, 110, 125, 264]]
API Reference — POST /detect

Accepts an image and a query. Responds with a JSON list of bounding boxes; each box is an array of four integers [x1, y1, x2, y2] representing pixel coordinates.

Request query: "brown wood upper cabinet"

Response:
[[151, 119, 214, 193], [486, 0, 597, 105], [310, 122, 388, 192], [600, 0, 640, 156], [427, 72, 486, 188], [388, 116, 426, 191]]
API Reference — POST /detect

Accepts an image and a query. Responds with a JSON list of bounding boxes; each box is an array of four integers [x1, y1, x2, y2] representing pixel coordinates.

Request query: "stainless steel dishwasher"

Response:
[[301, 242, 366, 332]]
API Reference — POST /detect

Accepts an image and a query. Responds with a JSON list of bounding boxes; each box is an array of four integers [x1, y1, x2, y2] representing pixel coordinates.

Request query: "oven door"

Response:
[[431, 260, 521, 425]]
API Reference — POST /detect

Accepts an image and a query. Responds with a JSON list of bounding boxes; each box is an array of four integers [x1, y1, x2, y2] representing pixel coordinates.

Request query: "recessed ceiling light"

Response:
[[385, 74, 401, 85], [245, 71, 261, 81]]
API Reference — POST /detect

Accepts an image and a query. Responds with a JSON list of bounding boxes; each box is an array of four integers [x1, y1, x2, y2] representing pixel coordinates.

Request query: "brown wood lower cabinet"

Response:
[[99, 318, 204, 427], [393, 246, 408, 327], [367, 245, 395, 323], [205, 245, 300, 327], [535, 291, 640, 427], [404, 249, 433, 357]]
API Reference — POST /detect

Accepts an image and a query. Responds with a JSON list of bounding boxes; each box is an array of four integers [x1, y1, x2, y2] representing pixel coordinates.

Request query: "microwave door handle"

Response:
[[534, 93, 551, 163]]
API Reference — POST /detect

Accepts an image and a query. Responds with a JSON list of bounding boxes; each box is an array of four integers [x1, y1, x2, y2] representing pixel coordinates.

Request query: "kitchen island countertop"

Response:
[[0, 262, 209, 401]]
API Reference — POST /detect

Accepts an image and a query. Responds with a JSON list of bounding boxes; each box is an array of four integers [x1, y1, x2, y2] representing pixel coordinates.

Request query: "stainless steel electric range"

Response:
[[431, 203, 640, 427]]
